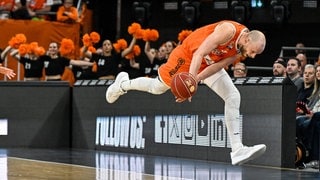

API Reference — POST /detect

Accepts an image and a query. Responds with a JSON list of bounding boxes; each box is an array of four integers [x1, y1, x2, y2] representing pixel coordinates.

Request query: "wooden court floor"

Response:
[[1, 148, 319, 180]]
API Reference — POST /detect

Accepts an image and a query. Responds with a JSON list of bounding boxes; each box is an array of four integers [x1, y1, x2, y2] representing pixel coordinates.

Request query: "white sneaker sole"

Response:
[[232, 144, 266, 165], [106, 84, 116, 103]]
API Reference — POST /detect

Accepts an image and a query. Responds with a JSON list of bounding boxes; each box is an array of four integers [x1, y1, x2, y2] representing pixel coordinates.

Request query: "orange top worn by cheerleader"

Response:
[[158, 20, 247, 86]]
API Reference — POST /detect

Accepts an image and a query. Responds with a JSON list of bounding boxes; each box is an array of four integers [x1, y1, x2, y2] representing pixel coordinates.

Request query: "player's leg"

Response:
[[121, 76, 169, 94], [106, 72, 169, 103], [203, 69, 243, 150], [203, 69, 266, 165]]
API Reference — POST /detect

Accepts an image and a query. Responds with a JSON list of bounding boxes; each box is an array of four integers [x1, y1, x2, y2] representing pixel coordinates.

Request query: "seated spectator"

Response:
[[296, 53, 308, 76], [232, 62, 247, 78], [296, 64, 316, 106], [56, 0, 78, 23], [11, 0, 32, 19], [296, 65, 320, 169], [295, 42, 306, 55], [13, 0, 51, 20], [273, 58, 286, 77], [0, 0, 14, 19], [28, 0, 63, 21], [287, 57, 303, 92], [47, 0, 62, 21]]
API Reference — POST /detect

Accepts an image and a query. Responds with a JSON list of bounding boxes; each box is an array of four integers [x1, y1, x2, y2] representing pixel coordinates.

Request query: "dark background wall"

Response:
[[90, 0, 320, 76]]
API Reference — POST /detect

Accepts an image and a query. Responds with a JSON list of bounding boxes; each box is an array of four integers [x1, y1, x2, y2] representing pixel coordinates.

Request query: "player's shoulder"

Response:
[[215, 21, 236, 34]]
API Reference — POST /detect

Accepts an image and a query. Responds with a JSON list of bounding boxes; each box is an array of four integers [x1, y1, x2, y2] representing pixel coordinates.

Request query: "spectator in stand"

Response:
[[273, 58, 287, 77], [296, 64, 315, 110], [287, 57, 304, 92], [296, 53, 308, 76], [295, 42, 306, 55], [232, 62, 247, 78], [47, 0, 62, 21], [11, 0, 32, 19], [12, 0, 54, 20], [296, 64, 320, 169], [0, 0, 14, 19], [56, 0, 78, 23]]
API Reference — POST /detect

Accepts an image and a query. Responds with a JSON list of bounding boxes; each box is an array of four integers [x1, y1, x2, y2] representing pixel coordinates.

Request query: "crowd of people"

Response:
[[0, 6, 319, 168], [229, 42, 320, 169], [0, 22, 192, 84], [270, 42, 320, 170], [0, 0, 79, 22]]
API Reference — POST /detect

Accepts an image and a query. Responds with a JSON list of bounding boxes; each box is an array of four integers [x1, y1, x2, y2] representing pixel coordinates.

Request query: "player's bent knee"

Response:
[[225, 92, 241, 108]]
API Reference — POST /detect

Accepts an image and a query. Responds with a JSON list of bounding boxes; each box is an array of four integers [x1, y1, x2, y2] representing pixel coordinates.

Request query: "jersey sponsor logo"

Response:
[[169, 58, 185, 77]]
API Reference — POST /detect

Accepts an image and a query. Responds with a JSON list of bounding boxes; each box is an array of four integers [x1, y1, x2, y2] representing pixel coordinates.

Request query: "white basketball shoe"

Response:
[[231, 144, 266, 165], [106, 72, 129, 103]]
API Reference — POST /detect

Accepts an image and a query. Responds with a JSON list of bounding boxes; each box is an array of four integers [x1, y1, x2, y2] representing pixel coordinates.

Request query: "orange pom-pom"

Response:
[[8, 37, 18, 49], [125, 53, 134, 60], [34, 46, 45, 56], [113, 43, 121, 53], [142, 29, 150, 41], [125, 45, 140, 60], [133, 45, 141, 56], [90, 32, 100, 44], [134, 28, 144, 39], [8, 33, 27, 49], [88, 46, 96, 53], [15, 34, 27, 44], [82, 33, 91, 47], [18, 44, 29, 56], [149, 29, 159, 41], [113, 39, 128, 53], [143, 29, 159, 41], [92, 62, 97, 72], [178, 30, 192, 43], [29, 42, 39, 54], [60, 38, 75, 56], [128, 22, 141, 35], [117, 39, 128, 49]]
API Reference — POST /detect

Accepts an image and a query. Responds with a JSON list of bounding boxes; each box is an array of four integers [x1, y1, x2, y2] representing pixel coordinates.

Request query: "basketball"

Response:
[[170, 72, 198, 99]]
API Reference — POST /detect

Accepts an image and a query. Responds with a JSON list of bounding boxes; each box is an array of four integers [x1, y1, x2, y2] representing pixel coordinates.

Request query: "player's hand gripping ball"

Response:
[[170, 72, 198, 99]]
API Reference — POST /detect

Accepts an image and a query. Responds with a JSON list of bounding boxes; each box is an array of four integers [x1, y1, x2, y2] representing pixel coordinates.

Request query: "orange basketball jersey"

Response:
[[158, 20, 248, 86]]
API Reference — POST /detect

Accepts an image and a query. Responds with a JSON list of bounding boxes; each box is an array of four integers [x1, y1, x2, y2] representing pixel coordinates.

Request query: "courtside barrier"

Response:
[[0, 81, 71, 148], [72, 77, 296, 168]]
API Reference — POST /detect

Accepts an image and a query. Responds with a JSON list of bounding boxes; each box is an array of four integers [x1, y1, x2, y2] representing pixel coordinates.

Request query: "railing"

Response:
[[279, 46, 320, 63]]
